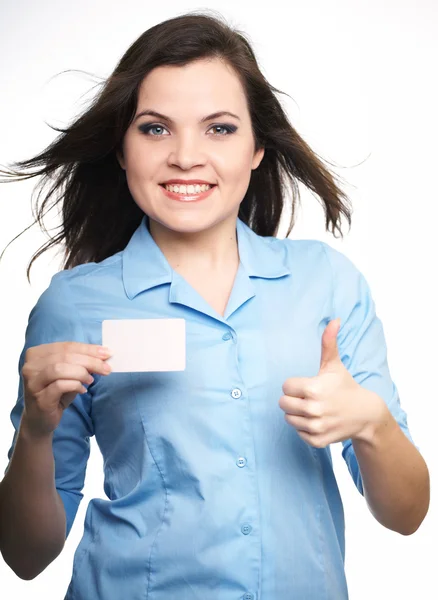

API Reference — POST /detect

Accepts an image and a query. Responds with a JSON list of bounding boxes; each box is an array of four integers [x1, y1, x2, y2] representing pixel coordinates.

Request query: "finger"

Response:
[[28, 352, 112, 378], [296, 430, 330, 449], [279, 395, 322, 418], [27, 363, 96, 396], [283, 377, 317, 398], [43, 379, 89, 408], [25, 342, 111, 361], [284, 413, 325, 435]]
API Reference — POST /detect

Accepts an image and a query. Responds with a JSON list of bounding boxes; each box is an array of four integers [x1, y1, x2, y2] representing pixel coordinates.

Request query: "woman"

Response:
[[0, 11, 429, 600]]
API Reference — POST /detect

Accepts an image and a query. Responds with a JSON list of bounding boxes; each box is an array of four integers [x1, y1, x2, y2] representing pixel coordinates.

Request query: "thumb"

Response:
[[319, 318, 342, 371]]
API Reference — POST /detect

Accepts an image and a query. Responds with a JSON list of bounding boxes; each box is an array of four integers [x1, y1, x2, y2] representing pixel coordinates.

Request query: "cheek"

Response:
[[214, 146, 255, 183], [124, 139, 160, 178]]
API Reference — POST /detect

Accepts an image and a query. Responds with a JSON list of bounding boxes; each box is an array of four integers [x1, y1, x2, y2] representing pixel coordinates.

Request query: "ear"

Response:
[[252, 147, 265, 170], [116, 150, 126, 170]]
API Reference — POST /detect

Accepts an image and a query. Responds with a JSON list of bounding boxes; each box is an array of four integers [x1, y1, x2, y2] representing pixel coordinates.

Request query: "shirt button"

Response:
[[236, 457, 247, 468], [241, 523, 252, 535], [231, 388, 242, 399], [243, 593, 254, 600], [222, 332, 232, 341]]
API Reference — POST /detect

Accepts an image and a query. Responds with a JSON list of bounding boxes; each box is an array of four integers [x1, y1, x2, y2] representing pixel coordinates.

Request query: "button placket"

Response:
[[222, 334, 256, 598]]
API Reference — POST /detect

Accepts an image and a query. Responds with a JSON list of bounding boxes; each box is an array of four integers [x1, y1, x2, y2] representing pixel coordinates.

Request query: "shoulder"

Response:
[[41, 253, 123, 303], [285, 237, 361, 275], [267, 237, 367, 303], [270, 236, 357, 274], [51, 253, 122, 290], [30, 253, 123, 323]]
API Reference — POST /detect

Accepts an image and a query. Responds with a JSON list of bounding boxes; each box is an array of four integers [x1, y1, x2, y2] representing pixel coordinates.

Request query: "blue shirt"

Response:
[[7, 215, 415, 599]]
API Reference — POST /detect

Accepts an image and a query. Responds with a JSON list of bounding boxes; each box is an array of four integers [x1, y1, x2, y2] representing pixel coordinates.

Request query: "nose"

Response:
[[167, 130, 207, 170]]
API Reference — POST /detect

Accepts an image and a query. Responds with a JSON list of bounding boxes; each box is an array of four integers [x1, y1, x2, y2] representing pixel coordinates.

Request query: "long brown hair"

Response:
[[0, 10, 352, 282]]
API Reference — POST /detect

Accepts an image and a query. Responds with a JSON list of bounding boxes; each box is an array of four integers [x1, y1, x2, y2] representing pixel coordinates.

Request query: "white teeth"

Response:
[[164, 183, 212, 194]]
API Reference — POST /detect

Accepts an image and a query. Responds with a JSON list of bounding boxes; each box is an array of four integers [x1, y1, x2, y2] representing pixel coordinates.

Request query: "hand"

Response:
[[278, 318, 388, 448], [21, 342, 112, 438]]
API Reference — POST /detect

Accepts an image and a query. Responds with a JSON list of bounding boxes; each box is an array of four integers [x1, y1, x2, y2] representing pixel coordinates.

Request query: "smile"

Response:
[[164, 183, 212, 194], [159, 184, 216, 203]]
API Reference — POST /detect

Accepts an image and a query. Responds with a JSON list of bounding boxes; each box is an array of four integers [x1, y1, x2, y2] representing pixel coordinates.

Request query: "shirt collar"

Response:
[[122, 215, 291, 300]]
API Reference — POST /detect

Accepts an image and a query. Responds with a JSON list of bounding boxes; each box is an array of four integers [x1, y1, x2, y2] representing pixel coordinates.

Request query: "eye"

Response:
[[208, 124, 238, 136], [138, 122, 238, 137], [138, 123, 170, 136]]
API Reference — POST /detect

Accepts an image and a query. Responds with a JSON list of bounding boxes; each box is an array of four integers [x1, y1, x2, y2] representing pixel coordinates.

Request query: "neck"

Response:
[[147, 216, 240, 272]]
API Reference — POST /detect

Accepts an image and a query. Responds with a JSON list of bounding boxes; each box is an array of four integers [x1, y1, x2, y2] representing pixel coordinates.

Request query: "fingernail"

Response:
[[98, 347, 112, 357]]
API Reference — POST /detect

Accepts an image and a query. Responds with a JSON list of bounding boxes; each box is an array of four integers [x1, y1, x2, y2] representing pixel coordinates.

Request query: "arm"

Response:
[[324, 242, 429, 533], [267, 239, 431, 534], [1, 275, 100, 579], [0, 420, 66, 580], [352, 393, 430, 535]]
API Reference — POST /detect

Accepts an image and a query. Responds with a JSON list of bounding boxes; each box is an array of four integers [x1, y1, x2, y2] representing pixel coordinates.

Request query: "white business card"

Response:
[[102, 318, 186, 372]]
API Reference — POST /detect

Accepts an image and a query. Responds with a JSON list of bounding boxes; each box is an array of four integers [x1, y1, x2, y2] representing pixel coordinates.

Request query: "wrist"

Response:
[[19, 414, 54, 444], [353, 391, 394, 446]]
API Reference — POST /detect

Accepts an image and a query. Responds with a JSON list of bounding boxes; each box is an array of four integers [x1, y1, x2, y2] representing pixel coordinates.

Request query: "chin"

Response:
[[150, 213, 211, 232]]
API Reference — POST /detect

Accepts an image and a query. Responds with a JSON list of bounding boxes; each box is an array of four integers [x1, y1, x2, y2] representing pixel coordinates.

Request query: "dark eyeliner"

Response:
[[209, 123, 238, 134], [138, 122, 238, 135], [138, 122, 167, 134]]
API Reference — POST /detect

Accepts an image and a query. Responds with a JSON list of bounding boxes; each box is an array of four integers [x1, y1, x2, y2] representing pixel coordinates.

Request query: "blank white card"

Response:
[[102, 318, 186, 372]]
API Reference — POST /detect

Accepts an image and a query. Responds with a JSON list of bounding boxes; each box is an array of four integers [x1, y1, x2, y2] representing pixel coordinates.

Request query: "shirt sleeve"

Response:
[[321, 242, 418, 496], [5, 273, 94, 538]]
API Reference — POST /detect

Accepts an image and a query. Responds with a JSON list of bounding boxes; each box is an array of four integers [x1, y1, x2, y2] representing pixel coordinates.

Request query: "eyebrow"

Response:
[[134, 110, 241, 124]]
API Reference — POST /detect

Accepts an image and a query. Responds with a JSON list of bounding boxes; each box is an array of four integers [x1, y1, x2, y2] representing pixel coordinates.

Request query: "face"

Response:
[[117, 58, 264, 236]]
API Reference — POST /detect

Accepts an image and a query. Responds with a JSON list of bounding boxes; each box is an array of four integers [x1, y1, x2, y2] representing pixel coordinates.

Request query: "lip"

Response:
[[161, 179, 216, 185], [160, 183, 216, 203]]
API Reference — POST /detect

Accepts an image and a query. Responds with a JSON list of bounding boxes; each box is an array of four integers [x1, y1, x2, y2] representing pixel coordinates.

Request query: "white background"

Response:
[[0, 1, 436, 598]]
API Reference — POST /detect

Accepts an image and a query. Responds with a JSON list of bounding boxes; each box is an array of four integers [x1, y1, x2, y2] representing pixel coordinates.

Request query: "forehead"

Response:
[[137, 58, 248, 117]]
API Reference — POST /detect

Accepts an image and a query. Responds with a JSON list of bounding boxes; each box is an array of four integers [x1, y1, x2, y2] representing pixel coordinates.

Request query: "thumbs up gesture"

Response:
[[279, 318, 388, 448]]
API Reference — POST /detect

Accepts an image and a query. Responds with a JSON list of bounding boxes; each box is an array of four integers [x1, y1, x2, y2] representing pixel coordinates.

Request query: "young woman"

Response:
[[0, 12, 429, 600]]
